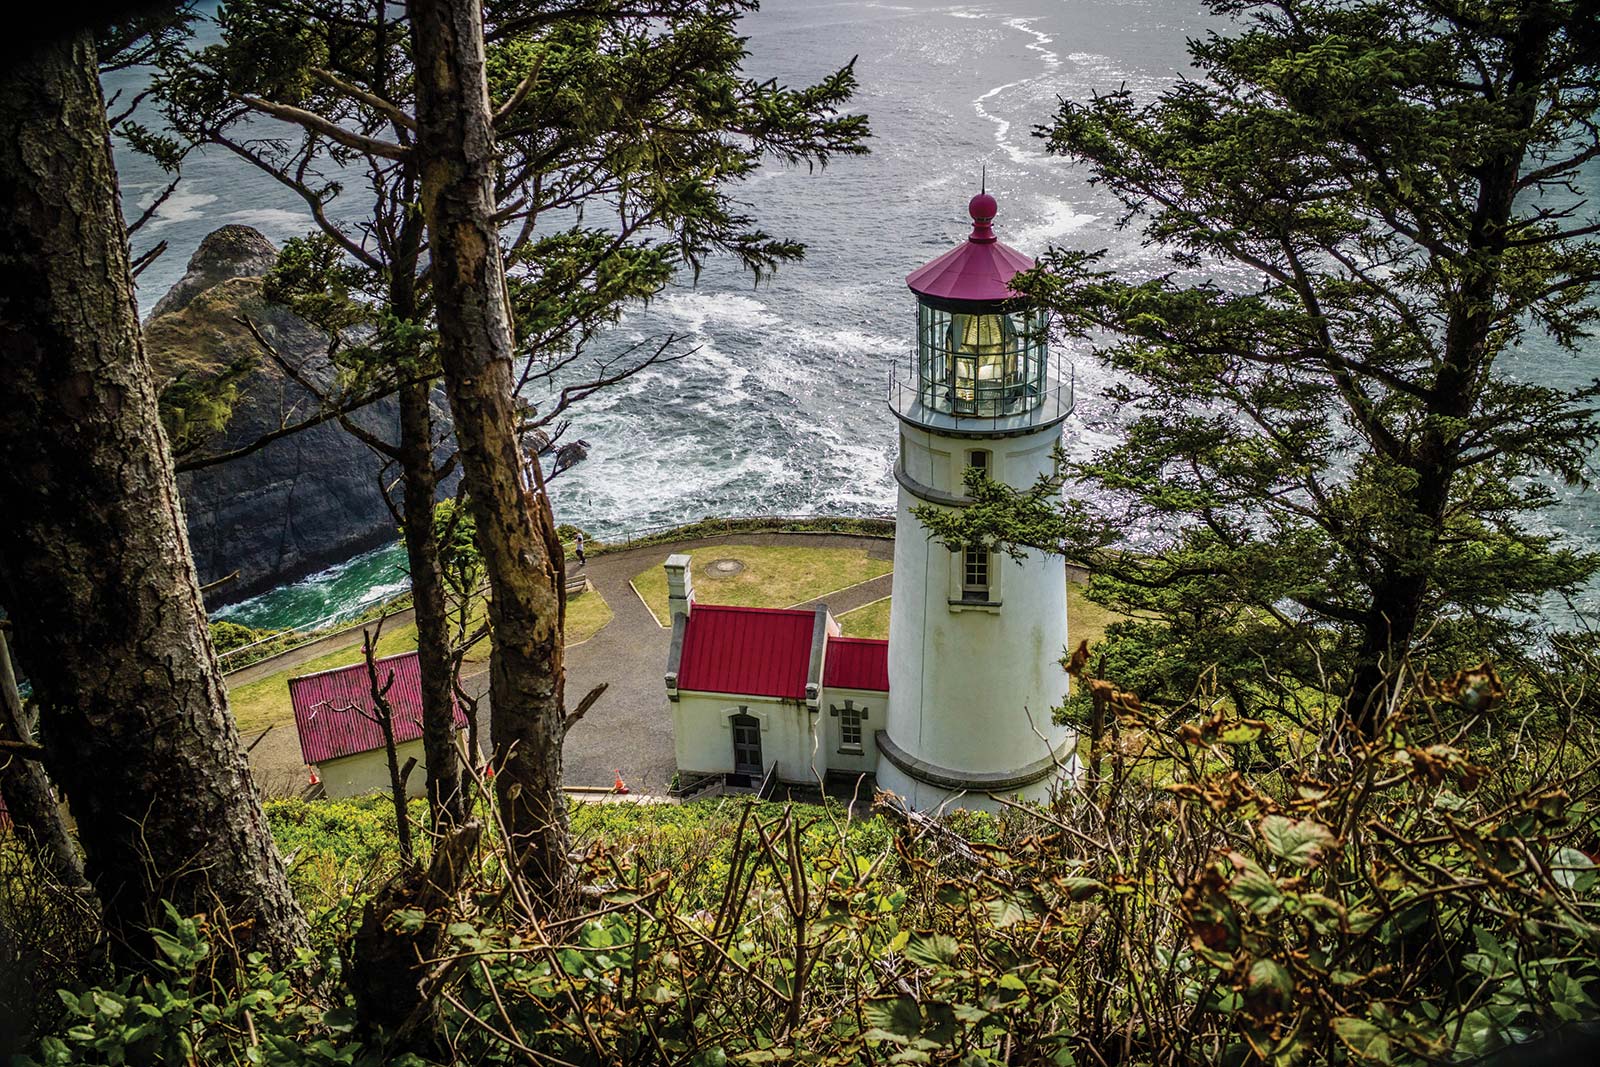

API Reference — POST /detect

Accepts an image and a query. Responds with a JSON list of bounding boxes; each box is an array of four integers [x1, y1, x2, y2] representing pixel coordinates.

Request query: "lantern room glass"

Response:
[[916, 301, 1048, 416]]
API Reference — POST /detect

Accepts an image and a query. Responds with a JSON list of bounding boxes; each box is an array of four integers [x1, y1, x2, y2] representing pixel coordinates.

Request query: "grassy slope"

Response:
[[230, 589, 613, 734], [837, 580, 1123, 651], [629, 543, 893, 626]]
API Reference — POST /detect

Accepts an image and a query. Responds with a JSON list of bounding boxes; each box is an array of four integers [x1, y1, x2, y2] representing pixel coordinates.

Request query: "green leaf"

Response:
[[1219, 719, 1268, 744], [863, 996, 922, 1039], [1331, 1018, 1390, 1063], [1243, 959, 1293, 1017], [904, 932, 961, 968], [1260, 816, 1338, 867], [1227, 867, 1282, 916], [1061, 876, 1106, 901], [986, 895, 1033, 928], [1552, 847, 1597, 892]]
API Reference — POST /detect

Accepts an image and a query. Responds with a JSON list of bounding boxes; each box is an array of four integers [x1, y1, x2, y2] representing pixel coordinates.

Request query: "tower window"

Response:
[[963, 545, 990, 601], [966, 449, 990, 477]]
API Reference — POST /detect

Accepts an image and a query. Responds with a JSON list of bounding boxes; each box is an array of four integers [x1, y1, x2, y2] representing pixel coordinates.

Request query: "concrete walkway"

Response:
[[248, 531, 895, 796]]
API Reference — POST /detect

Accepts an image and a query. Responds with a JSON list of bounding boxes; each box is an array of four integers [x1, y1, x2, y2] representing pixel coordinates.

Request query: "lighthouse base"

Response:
[[872, 729, 1078, 814]]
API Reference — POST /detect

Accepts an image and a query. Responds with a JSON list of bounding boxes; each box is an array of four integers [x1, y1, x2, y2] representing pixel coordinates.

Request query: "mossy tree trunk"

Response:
[[408, 0, 571, 907], [0, 31, 308, 970]]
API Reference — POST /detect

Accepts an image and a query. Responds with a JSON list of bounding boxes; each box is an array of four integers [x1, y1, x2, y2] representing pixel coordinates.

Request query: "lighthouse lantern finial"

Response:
[[967, 186, 998, 243]]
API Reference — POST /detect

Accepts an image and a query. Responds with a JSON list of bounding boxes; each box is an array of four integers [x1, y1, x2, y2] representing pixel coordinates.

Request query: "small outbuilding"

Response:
[[663, 555, 889, 788], [289, 650, 471, 799]]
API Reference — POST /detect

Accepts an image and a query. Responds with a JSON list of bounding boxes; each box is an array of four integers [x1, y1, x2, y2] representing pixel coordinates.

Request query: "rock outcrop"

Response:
[[144, 227, 425, 607]]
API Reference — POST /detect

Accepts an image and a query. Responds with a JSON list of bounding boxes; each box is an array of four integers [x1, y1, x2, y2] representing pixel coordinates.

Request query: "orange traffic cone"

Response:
[[613, 770, 629, 795], [308, 766, 320, 786]]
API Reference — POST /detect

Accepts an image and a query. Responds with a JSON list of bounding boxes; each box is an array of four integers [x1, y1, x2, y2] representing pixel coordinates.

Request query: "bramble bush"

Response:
[[16, 652, 1600, 1064]]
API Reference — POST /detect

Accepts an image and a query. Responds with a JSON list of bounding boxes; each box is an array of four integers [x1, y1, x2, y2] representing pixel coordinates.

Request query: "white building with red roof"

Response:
[[289, 650, 473, 799], [663, 584, 888, 787], [663, 190, 1077, 810]]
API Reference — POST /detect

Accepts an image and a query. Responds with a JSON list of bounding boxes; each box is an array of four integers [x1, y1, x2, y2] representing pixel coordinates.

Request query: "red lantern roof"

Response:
[[906, 193, 1036, 304]]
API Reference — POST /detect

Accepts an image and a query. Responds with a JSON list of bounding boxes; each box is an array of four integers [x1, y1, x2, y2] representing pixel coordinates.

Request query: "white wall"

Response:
[[882, 419, 1074, 811], [672, 692, 819, 780], [819, 686, 884, 776], [317, 737, 428, 800]]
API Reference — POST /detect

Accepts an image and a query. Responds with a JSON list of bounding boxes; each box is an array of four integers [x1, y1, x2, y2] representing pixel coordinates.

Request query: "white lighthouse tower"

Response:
[[876, 192, 1075, 812]]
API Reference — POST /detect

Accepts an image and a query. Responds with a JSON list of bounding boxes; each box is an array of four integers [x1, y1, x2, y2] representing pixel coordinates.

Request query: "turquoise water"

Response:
[[215, 543, 411, 631]]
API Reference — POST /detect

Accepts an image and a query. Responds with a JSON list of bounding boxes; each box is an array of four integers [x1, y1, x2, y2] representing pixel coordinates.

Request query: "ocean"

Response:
[[105, 0, 1599, 632]]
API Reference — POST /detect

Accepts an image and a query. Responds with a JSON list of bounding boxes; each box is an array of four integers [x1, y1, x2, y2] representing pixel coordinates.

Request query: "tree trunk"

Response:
[[1341, 5, 1554, 740], [0, 629, 91, 894], [397, 379, 466, 829], [0, 32, 308, 970], [408, 0, 570, 906]]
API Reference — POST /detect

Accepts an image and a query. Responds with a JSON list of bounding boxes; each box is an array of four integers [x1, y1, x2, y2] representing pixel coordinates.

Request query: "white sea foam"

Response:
[[656, 291, 780, 333], [221, 207, 314, 235], [1014, 198, 1098, 248], [141, 190, 218, 232], [1004, 16, 1061, 69]]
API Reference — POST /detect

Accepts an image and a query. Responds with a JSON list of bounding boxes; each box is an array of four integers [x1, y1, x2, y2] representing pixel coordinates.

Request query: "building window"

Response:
[[966, 448, 990, 477], [832, 700, 866, 753], [963, 545, 990, 601], [840, 706, 862, 751]]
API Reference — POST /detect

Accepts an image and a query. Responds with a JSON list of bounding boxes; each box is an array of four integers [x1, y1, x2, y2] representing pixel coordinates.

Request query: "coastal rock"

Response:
[[144, 227, 442, 607]]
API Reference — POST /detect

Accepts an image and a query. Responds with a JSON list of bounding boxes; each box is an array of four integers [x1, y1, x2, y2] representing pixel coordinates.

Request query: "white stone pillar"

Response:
[[664, 553, 694, 619]]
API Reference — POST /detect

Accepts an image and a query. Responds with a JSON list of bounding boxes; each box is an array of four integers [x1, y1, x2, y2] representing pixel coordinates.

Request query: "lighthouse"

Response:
[[875, 191, 1076, 812]]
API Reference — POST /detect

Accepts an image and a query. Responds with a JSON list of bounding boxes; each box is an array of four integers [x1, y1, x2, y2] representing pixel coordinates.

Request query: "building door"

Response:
[[731, 713, 762, 777]]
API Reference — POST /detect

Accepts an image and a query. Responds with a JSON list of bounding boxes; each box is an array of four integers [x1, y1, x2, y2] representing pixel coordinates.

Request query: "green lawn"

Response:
[[839, 597, 891, 638], [835, 580, 1123, 649], [630, 543, 893, 626], [229, 587, 613, 734]]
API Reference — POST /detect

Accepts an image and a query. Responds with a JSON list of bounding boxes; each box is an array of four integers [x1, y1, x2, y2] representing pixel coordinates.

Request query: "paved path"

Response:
[[248, 531, 895, 796], [224, 606, 417, 688]]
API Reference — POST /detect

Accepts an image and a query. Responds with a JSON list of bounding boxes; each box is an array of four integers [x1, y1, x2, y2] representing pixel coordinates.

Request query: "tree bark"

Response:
[[398, 379, 467, 829], [408, 0, 570, 907], [0, 32, 308, 969], [0, 630, 92, 894]]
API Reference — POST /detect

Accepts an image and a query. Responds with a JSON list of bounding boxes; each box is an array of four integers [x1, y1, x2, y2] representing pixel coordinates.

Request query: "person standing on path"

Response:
[[574, 533, 586, 568]]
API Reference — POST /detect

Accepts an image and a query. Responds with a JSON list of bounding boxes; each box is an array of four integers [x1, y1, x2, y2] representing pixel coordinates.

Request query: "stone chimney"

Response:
[[664, 554, 694, 619]]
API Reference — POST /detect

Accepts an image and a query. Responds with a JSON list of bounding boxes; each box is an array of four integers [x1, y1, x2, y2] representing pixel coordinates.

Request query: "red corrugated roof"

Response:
[[288, 650, 467, 764], [678, 605, 816, 700], [824, 637, 890, 692]]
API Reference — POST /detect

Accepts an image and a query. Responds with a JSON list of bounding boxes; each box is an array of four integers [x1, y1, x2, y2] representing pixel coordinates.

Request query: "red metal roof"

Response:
[[677, 605, 816, 700], [824, 636, 889, 692], [906, 193, 1036, 304], [288, 650, 467, 764]]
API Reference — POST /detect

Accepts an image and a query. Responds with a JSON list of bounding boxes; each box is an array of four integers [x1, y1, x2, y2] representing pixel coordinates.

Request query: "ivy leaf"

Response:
[[1260, 816, 1338, 867], [904, 932, 960, 968], [1332, 1017, 1391, 1063]]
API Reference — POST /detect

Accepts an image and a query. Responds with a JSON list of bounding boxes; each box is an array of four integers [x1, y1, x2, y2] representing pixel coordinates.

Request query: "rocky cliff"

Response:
[[144, 226, 418, 607]]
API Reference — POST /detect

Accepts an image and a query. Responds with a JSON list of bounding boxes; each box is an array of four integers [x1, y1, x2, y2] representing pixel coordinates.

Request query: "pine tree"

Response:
[[157, 0, 866, 833], [924, 0, 1600, 735]]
